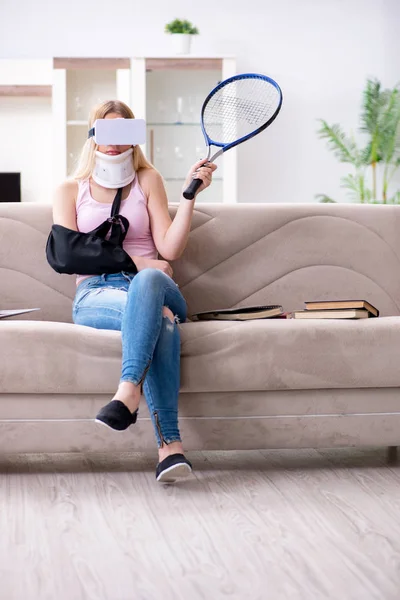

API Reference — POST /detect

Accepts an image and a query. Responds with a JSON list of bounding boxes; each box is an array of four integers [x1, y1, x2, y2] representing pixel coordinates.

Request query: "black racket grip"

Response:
[[183, 177, 203, 200]]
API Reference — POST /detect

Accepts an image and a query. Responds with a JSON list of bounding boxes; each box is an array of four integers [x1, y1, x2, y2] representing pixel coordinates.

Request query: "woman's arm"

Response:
[[141, 160, 216, 261], [52, 180, 79, 229]]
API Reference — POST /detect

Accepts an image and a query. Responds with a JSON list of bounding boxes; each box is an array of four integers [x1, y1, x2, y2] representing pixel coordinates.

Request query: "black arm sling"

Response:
[[46, 187, 137, 275]]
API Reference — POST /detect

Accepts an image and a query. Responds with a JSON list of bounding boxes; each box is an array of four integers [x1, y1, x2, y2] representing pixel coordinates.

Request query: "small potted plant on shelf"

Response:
[[165, 18, 199, 55]]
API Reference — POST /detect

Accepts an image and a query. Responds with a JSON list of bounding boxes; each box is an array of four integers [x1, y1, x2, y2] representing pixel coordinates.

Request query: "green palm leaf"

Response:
[[317, 120, 360, 165], [360, 79, 384, 134], [340, 173, 370, 203], [361, 80, 400, 164], [379, 88, 400, 163], [315, 194, 337, 203]]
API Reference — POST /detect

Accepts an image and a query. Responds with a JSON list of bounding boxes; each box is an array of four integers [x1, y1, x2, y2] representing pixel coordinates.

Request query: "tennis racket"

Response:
[[183, 73, 283, 200]]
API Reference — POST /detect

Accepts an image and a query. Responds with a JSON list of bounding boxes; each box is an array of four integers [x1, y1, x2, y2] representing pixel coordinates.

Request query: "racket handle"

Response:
[[183, 177, 203, 200]]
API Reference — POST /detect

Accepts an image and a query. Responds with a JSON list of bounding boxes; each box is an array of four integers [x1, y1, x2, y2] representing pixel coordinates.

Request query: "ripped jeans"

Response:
[[72, 269, 188, 447]]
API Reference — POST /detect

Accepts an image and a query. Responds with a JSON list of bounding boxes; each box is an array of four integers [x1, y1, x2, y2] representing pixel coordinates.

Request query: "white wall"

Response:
[[0, 0, 399, 203]]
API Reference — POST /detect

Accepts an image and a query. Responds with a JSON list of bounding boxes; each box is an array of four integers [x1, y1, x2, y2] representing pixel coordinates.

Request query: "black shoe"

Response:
[[156, 453, 193, 483], [95, 400, 138, 431]]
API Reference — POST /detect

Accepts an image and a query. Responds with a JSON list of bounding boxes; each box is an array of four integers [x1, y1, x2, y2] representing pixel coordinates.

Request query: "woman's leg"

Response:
[[97, 270, 188, 464], [73, 275, 142, 429], [73, 279, 128, 331], [74, 272, 191, 480], [143, 306, 184, 461], [144, 308, 193, 482], [119, 268, 187, 386]]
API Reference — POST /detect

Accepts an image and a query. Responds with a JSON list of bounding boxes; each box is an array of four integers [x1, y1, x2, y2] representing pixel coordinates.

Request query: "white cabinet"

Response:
[[52, 56, 237, 203]]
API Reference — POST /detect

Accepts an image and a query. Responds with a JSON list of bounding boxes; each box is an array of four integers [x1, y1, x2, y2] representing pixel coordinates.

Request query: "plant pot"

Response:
[[169, 34, 192, 55]]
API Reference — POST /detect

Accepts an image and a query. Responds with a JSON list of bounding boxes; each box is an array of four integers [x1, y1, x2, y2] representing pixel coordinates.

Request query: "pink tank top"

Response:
[[75, 176, 158, 283]]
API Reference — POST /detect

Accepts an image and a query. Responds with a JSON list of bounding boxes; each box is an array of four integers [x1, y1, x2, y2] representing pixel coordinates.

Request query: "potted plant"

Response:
[[165, 19, 199, 55], [316, 78, 400, 204]]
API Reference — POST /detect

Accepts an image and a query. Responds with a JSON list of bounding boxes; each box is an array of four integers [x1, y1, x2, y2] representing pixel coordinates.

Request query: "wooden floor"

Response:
[[1, 448, 400, 600]]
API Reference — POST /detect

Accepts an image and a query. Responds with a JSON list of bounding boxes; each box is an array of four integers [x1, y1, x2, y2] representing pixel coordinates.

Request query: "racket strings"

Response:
[[204, 78, 280, 143]]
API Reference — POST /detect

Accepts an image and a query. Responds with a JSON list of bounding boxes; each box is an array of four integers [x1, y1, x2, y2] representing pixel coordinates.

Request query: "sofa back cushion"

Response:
[[0, 203, 75, 322], [1, 202, 400, 322], [174, 203, 400, 318]]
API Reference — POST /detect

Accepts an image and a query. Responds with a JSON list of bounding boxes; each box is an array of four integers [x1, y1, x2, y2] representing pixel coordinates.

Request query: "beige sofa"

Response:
[[1, 201, 400, 456]]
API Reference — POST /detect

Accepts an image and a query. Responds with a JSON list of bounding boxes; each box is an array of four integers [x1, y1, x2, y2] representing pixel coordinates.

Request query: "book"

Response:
[[191, 305, 283, 321], [0, 308, 40, 319], [291, 309, 370, 320], [304, 299, 379, 317]]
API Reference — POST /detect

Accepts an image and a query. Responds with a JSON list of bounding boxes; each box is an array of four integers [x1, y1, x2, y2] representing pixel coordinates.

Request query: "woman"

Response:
[[53, 100, 216, 482]]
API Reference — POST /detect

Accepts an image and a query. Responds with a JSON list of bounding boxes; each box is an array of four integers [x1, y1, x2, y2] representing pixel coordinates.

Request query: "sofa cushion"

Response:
[[1, 317, 399, 394], [3, 202, 400, 324]]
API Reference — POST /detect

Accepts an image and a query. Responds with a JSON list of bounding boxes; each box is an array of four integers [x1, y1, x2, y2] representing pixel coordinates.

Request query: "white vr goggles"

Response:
[[88, 118, 146, 145]]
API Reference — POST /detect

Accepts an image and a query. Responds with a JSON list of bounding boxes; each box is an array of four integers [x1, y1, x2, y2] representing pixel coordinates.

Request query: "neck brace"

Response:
[[93, 148, 135, 189]]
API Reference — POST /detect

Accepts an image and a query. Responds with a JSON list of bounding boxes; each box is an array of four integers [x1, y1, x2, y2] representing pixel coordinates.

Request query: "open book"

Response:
[[0, 308, 40, 319], [191, 305, 283, 321]]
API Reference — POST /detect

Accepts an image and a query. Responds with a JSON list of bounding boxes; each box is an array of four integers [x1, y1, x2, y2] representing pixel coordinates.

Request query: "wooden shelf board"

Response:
[[0, 85, 52, 97], [146, 58, 223, 71], [53, 58, 130, 70], [53, 57, 225, 71]]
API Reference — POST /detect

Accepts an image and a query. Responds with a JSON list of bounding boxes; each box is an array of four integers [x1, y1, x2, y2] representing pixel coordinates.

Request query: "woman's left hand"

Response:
[[182, 159, 218, 199]]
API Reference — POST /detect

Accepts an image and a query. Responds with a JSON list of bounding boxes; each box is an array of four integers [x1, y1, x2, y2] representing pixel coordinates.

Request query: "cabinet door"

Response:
[[53, 58, 130, 182], [66, 66, 122, 177], [135, 57, 236, 203]]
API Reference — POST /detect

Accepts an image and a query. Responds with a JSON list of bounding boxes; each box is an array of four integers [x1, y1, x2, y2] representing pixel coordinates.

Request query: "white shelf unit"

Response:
[[52, 56, 237, 202]]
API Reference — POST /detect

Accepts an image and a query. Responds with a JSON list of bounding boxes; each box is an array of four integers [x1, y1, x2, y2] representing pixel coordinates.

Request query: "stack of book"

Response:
[[290, 300, 379, 320], [190, 300, 380, 322]]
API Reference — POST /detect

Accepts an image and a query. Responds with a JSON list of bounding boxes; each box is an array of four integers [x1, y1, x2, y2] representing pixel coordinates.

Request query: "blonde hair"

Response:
[[73, 100, 153, 180]]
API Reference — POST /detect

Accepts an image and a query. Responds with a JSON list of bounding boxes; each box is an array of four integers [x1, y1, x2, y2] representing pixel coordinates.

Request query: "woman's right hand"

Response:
[[131, 256, 173, 278]]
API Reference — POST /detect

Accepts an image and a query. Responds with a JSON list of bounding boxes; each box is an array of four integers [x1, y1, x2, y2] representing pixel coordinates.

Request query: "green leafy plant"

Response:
[[316, 78, 400, 203], [165, 19, 199, 35]]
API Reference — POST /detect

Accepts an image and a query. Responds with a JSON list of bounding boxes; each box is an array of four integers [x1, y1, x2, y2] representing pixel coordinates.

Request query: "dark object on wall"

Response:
[[0, 173, 21, 202]]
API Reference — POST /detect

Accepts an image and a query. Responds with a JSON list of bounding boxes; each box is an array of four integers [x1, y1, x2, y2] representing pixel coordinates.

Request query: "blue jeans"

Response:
[[72, 269, 188, 447]]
